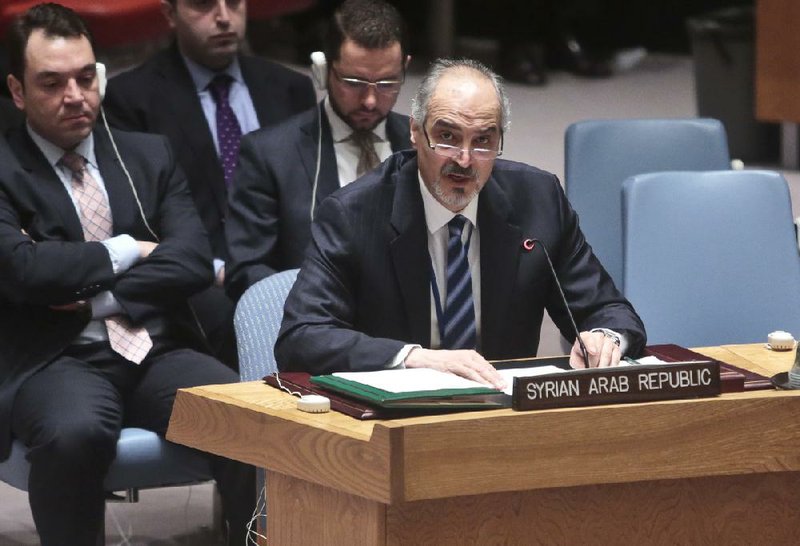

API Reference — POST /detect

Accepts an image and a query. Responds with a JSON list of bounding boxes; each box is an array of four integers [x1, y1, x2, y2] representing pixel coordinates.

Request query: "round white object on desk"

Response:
[[767, 330, 796, 351], [297, 394, 331, 413]]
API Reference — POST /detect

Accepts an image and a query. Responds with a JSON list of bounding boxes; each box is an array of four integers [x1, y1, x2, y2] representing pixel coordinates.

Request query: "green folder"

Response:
[[310, 374, 506, 409]]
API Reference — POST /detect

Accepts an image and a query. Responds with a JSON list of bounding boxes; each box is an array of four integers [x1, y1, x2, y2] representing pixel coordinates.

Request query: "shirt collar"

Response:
[[417, 170, 479, 235], [323, 95, 388, 144], [27, 123, 97, 171], [183, 53, 244, 93]]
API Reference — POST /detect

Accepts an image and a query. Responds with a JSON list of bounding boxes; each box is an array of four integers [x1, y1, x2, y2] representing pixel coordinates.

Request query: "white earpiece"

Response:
[[95, 62, 107, 100], [310, 51, 327, 91]]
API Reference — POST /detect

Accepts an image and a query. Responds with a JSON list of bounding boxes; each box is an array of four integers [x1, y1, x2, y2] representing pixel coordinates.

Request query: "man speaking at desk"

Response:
[[276, 59, 646, 387]]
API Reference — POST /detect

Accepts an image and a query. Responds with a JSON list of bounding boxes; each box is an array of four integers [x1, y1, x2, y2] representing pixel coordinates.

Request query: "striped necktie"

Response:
[[60, 152, 153, 364], [441, 215, 477, 349]]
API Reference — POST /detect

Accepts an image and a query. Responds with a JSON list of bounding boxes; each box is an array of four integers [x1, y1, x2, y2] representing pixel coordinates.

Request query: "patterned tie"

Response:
[[350, 130, 380, 177], [60, 152, 153, 364], [441, 215, 477, 349], [208, 74, 243, 187]]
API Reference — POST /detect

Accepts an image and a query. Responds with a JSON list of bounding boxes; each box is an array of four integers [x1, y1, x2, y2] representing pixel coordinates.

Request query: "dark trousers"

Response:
[[11, 340, 255, 546], [190, 285, 239, 372]]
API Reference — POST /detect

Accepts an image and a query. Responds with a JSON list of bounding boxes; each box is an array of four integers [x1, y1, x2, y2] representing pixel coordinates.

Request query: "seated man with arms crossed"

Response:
[[276, 58, 646, 384], [0, 4, 253, 544]]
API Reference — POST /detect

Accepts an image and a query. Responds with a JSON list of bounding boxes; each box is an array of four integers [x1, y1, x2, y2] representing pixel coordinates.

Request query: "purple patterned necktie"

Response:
[[59, 152, 153, 364], [208, 74, 242, 187]]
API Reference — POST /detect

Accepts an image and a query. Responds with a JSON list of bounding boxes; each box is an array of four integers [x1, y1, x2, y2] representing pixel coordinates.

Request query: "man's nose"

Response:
[[454, 148, 473, 168], [361, 86, 378, 109], [64, 79, 84, 102], [216, 0, 231, 24]]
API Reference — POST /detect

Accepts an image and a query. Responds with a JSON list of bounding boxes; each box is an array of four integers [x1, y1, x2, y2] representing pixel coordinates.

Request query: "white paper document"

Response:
[[333, 368, 492, 393], [497, 366, 571, 395]]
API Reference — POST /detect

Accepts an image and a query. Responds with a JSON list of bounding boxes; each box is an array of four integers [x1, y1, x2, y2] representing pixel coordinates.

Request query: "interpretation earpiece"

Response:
[[310, 51, 327, 91], [95, 62, 107, 100]]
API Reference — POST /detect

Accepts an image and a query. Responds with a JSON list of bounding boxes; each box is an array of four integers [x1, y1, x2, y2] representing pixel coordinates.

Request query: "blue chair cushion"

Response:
[[0, 427, 213, 493]]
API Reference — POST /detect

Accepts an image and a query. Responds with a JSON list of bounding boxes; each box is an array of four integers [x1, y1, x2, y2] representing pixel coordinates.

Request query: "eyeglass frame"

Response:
[[421, 123, 504, 161], [330, 66, 405, 96]]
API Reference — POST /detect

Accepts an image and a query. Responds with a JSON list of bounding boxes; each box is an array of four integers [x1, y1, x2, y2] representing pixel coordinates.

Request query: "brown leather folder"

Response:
[[644, 344, 771, 392]]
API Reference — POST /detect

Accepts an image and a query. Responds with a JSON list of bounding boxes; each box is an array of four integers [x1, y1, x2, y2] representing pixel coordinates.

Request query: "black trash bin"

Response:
[[687, 7, 779, 164]]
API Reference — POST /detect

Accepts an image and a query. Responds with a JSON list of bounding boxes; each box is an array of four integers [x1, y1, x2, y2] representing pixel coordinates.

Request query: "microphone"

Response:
[[522, 238, 591, 367]]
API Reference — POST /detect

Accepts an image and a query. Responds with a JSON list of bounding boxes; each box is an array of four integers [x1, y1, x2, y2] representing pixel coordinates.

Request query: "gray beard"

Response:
[[432, 177, 478, 211]]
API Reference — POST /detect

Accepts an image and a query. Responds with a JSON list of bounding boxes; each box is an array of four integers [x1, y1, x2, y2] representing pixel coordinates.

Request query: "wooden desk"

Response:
[[167, 345, 800, 544]]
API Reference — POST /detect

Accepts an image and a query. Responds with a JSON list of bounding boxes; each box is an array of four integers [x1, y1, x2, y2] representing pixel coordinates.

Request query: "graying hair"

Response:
[[410, 58, 511, 133]]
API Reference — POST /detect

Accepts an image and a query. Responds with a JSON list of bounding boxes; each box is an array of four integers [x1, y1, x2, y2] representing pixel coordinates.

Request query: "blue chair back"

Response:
[[565, 118, 731, 288], [234, 269, 299, 382], [622, 170, 800, 346]]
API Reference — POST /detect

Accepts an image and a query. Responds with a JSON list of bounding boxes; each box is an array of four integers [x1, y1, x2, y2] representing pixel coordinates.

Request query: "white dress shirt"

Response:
[[324, 96, 393, 186]]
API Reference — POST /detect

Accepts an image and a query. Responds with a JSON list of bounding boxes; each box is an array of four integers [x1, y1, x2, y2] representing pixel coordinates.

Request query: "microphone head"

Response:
[[522, 238, 536, 251]]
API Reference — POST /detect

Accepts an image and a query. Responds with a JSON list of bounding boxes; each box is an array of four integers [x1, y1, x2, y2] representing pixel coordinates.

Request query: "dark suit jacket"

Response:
[[0, 125, 213, 460], [275, 151, 646, 375], [0, 97, 23, 134], [102, 43, 316, 259], [224, 105, 412, 299]]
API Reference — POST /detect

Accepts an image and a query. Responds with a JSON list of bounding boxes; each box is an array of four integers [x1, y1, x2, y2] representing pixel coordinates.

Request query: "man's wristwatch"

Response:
[[590, 328, 621, 347]]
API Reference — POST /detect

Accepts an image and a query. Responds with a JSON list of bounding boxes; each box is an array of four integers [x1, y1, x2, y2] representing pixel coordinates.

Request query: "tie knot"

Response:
[[350, 130, 374, 146], [59, 151, 86, 176], [209, 74, 234, 103], [448, 214, 468, 236]]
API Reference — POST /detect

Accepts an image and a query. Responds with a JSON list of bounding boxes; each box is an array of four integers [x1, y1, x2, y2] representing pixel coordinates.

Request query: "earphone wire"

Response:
[[309, 100, 323, 222], [100, 105, 160, 242]]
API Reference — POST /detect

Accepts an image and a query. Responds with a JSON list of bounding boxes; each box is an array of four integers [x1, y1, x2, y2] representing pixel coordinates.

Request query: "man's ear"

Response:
[[403, 55, 412, 72], [160, 0, 177, 29], [7, 74, 25, 111]]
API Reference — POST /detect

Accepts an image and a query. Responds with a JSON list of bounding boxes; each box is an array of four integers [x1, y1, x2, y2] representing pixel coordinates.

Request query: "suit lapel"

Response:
[[388, 156, 431, 346], [477, 177, 522, 356], [157, 46, 227, 214], [94, 129, 138, 236], [385, 112, 412, 153], [298, 105, 339, 207], [7, 128, 84, 240], [241, 56, 277, 126]]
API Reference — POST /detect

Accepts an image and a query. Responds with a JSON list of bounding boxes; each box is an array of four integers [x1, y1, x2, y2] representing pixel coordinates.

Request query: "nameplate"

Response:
[[511, 361, 721, 411]]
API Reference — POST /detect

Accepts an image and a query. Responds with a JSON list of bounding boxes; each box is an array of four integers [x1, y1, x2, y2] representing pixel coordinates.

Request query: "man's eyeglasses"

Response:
[[331, 67, 403, 96], [422, 126, 503, 161]]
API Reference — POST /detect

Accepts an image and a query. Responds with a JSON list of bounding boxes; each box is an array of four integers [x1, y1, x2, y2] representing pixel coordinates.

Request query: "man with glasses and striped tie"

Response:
[[275, 58, 646, 385]]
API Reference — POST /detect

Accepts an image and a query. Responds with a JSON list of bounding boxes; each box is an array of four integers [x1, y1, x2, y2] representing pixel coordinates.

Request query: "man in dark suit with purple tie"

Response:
[[103, 0, 316, 367]]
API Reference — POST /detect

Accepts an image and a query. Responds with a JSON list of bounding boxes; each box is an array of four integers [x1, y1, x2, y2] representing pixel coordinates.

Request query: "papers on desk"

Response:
[[326, 361, 678, 400], [497, 366, 569, 395], [333, 368, 491, 392], [311, 368, 505, 409]]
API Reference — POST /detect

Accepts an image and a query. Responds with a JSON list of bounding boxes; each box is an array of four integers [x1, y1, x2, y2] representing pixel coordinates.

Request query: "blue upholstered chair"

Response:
[[0, 427, 214, 541], [232, 268, 300, 533], [565, 118, 731, 289], [622, 170, 800, 347], [234, 269, 299, 382]]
